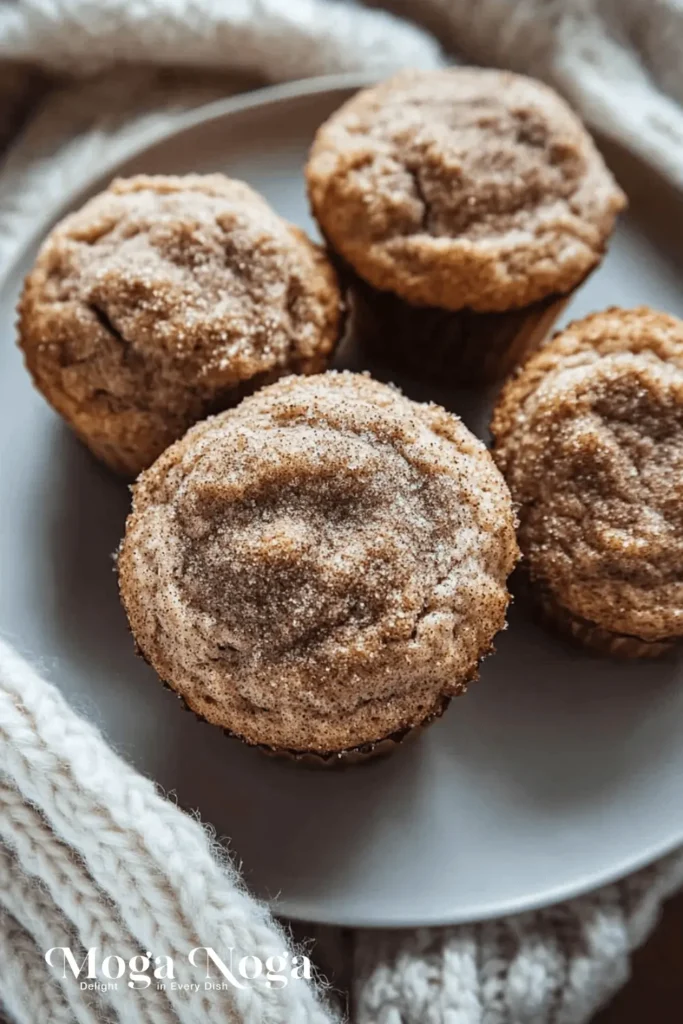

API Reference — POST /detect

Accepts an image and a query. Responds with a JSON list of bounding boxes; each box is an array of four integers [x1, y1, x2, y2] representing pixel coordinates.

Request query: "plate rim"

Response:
[[3, 73, 682, 928], [3, 72, 379, 274], [276, 833, 683, 927]]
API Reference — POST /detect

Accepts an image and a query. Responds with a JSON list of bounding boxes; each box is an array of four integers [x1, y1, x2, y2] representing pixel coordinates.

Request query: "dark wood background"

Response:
[[594, 892, 683, 1021]]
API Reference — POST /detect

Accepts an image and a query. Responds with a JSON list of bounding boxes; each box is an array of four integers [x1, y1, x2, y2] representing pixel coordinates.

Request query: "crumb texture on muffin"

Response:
[[119, 372, 518, 752], [18, 174, 341, 475], [492, 307, 683, 643], [307, 69, 625, 311]]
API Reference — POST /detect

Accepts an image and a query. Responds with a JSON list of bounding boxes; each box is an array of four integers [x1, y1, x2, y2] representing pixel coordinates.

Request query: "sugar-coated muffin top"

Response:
[[492, 307, 683, 642], [307, 69, 625, 312], [119, 371, 519, 753], [19, 174, 342, 476]]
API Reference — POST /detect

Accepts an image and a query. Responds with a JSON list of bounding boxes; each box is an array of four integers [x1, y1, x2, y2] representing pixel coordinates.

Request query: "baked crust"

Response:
[[119, 371, 519, 753], [492, 307, 683, 644], [307, 69, 625, 312], [18, 174, 342, 476]]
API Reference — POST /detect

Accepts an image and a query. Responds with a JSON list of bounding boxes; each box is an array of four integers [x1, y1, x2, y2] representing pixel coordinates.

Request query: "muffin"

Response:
[[306, 68, 626, 386], [18, 174, 343, 476], [118, 371, 519, 765], [491, 307, 683, 657]]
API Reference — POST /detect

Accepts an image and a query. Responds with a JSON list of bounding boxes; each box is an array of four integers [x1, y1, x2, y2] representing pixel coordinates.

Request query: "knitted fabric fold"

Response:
[[0, 640, 340, 1024]]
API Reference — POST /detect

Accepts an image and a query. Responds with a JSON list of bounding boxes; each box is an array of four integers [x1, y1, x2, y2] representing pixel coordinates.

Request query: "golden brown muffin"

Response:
[[18, 174, 343, 476], [307, 68, 625, 384], [492, 307, 683, 657], [119, 372, 519, 763]]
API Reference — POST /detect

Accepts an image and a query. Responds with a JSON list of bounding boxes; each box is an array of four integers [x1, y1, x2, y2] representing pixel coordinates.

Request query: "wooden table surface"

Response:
[[593, 892, 683, 1021]]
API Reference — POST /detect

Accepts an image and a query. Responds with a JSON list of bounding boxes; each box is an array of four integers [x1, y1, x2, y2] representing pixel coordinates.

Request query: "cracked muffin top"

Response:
[[18, 174, 342, 476], [118, 371, 519, 753], [307, 69, 625, 312], [492, 308, 683, 642]]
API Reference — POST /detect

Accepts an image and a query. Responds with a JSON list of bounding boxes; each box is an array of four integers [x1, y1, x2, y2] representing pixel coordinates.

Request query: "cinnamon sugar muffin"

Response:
[[492, 307, 683, 657], [118, 372, 519, 764], [307, 68, 625, 385], [18, 174, 342, 476]]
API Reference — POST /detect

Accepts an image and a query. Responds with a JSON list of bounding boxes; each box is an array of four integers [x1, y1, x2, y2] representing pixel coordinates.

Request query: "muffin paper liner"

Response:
[[163, 679, 453, 769], [333, 251, 569, 387], [257, 693, 453, 768], [124, 595, 460, 769], [522, 573, 679, 659]]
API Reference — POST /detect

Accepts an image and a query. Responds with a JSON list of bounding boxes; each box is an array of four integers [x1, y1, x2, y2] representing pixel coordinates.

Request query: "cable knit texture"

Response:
[[2, 2, 683, 1023], [0, 641, 340, 1024]]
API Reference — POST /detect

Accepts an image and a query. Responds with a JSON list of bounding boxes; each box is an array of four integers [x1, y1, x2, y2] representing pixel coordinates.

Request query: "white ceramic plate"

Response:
[[2, 76, 683, 928]]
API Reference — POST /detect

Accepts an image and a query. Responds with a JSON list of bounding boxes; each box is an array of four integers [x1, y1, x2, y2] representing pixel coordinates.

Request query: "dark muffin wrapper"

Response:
[[519, 571, 679, 659], [165, 681, 453, 769], [255, 695, 452, 768], [330, 249, 570, 387]]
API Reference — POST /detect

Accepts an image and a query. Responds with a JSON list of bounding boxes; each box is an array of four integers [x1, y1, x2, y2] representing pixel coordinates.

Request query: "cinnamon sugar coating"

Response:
[[119, 372, 519, 753], [492, 307, 683, 645], [307, 69, 625, 312], [18, 175, 342, 476]]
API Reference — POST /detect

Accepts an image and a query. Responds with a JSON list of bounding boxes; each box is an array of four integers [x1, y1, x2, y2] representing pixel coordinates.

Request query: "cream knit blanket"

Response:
[[2, 2, 683, 1022]]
